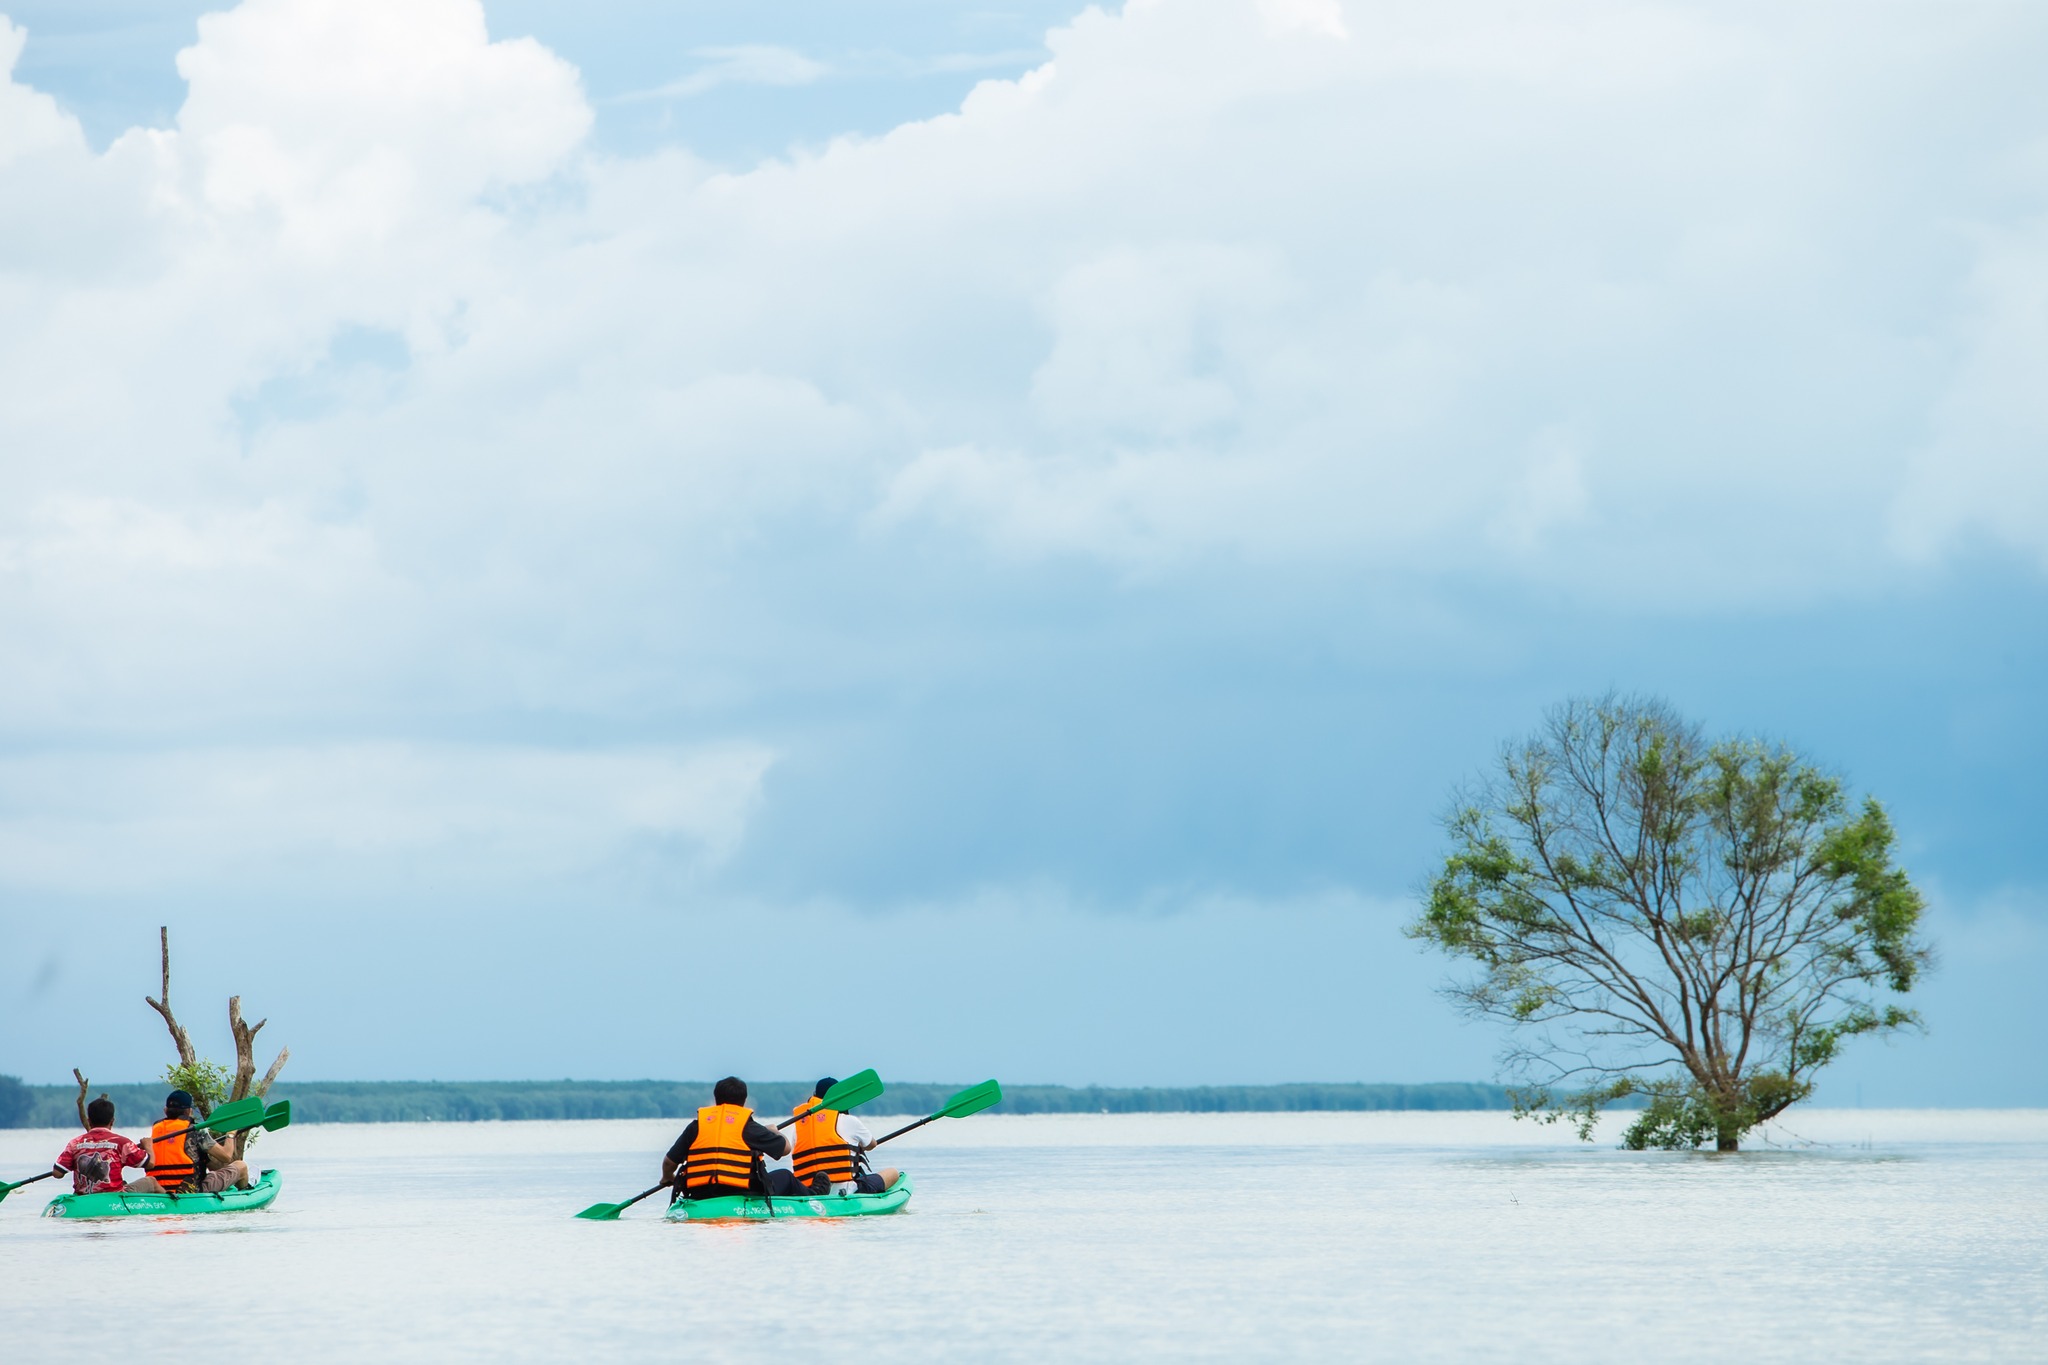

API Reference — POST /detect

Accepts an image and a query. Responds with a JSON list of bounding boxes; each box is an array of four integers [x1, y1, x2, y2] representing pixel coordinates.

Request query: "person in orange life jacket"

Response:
[[786, 1076, 901, 1196], [51, 1095, 149, 1194], [661, 1077, 791, 1201], [124, 1089, 252, 1194]]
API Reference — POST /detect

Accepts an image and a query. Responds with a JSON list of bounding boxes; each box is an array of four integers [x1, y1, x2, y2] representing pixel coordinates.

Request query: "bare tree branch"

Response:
[[144, 925, 199, 1089], [258, 1047, 290, 1099]]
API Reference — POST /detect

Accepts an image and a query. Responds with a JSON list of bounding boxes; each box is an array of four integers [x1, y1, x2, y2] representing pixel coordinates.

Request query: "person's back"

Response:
[[791, 1093, 858, 1191], [661, 1077, 790, 1200], [790, 1077, 901, 1196], [687, 1099, 756, 1195], [52, 1096, 148, 1194]]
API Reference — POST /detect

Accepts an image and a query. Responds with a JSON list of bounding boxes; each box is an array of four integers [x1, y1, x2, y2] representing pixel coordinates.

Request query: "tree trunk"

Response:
[[226, 995, 290, 1160], [1716, 1126, 1741, 1153], [144, 926, 289, 1155], [71, 1069, 89, 1129], [144, 927, 204, 1111]]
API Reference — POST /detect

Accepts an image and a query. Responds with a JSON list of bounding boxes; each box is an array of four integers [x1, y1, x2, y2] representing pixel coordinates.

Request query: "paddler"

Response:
[[124, 1089, 253, 1194], [50, 1095, 149, 1194], [789, 1076, 901, 1196], [662, 1077, 792, 1201]]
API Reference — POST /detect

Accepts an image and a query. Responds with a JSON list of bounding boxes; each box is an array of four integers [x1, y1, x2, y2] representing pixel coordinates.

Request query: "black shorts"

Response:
[[679, 1182, 753, 1201], [851, 1171, 888, 1194]]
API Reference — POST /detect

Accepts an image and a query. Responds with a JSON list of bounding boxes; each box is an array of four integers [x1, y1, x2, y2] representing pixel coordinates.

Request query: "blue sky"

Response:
[[1, 0, 2044, 1105]]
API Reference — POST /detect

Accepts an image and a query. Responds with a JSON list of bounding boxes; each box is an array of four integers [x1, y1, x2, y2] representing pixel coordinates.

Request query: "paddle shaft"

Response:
[[868, 1082, 1001, 1149], [870, 1112, 941, 1148], [4, 1170, 61, 1193], [611, 1180, 673, 1215]]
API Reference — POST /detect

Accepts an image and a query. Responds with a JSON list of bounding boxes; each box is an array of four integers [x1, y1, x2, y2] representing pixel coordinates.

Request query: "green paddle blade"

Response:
[[258, 1099, 292, 1132], [195, 1097, 267, 1133], [939, 1079, 1002, 1120], [820, 1069, 884, 1113], [574, 1178, 668, 1220]]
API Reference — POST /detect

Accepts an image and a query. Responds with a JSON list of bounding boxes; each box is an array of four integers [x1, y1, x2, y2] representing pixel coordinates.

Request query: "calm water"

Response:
[[4, 1110, 2044, 1360]]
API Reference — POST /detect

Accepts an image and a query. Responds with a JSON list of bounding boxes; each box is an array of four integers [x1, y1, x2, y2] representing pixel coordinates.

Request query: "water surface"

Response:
[[4, 1110, 2043, 1360]]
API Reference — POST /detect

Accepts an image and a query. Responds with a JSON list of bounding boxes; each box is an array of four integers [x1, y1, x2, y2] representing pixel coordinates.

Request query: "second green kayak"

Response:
[[44, 1168, 281, 1220], [665, 1172, 913, 1221]]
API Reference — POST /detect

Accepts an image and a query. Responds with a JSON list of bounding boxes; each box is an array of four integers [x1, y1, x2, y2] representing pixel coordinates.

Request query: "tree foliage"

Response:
[[164, 1058, 233, 1110], [1409, 695, 1931, 1151]]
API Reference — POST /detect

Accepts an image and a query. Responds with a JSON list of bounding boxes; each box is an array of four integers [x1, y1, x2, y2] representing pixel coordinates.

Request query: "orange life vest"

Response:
[[148, 1118, 198, 1192], [685, 1104, 756, 1190], [791, 1098, 856, 1187]]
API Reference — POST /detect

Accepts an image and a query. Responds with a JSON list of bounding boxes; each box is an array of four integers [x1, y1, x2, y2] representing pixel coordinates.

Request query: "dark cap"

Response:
[[165, 1089, 195, 1112], [813, 1077, 838, 1100]]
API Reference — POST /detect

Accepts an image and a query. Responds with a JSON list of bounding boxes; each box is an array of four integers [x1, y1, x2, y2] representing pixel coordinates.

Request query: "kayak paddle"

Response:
[[149, 1095, 269, 1143], [869, 1079, 1003, 1149], [183, 1097, 289, 1135], [574, 1071, 886, 1220], [0, 1170, 61, 1205], [774, 1069, 884, 1130]]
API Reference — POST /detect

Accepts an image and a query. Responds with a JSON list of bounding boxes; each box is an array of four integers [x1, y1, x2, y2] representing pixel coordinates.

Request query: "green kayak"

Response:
[[665, 1172, 913, 1221], [43, 1168, 281, 1220]]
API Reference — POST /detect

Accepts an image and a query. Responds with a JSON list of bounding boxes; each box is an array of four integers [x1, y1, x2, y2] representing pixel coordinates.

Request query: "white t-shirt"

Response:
[[765, 1110, 875, 1173]]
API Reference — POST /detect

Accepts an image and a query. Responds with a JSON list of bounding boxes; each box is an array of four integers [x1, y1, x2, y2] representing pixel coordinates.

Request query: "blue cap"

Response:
[[165, 1089, 195, 1112]]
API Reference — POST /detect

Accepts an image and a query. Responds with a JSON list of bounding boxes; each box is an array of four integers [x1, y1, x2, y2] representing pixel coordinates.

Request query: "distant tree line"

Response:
[[0, 1077, 1515, 1126]]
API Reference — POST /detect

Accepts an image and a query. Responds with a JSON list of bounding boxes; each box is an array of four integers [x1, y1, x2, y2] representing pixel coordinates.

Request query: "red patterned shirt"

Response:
[[55, 1128, 149, 1193]]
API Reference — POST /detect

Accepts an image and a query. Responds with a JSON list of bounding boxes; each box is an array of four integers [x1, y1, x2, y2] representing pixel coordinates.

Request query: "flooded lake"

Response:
[[4, 1110, 2045, 1360]]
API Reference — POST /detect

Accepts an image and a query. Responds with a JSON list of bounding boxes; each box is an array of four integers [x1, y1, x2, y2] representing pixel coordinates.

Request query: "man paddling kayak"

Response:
[[662, 1077, 791, 1202], [51, 1096, 149, 1194], [125, 1089, 253, 1194], [790, 1077, 901, 1196]]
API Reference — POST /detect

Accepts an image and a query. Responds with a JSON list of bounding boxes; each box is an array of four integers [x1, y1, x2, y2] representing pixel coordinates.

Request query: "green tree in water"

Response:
[[1409, 695, 1931, 1152], [164, 1058, 234, 1111]]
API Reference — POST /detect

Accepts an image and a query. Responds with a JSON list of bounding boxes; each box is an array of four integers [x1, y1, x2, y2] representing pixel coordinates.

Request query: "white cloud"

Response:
[[1893, 216, 2048, 571], [0, 742, 775, 892], [0, 0, 2043, 744], [0, 18, 83, 166], [619, 45, 829, 102], [172, 0, 588, 226]]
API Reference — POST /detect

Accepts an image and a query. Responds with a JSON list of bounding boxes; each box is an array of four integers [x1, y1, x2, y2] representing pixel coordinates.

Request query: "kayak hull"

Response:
[[665, 1172, 913, 1221], [43, 1168, 281, 1220]]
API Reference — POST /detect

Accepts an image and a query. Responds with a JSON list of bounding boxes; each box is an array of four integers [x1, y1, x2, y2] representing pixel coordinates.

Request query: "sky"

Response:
[[1, 0, 2044, 1105]]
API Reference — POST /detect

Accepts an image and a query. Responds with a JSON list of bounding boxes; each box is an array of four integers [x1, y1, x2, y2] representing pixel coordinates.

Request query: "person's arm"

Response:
[[742, 1118, 790, 1160], [52, 1134, 79, 1179], [662, 1122, 697, 1184], [838, 1114, 874, 1150], [192, 1127, 229, 1168], [121, 1137, 149, 1172]]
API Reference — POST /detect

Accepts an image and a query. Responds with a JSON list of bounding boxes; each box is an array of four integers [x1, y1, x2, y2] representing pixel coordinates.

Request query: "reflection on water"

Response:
[[4, 1111, 2045, 1360]]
